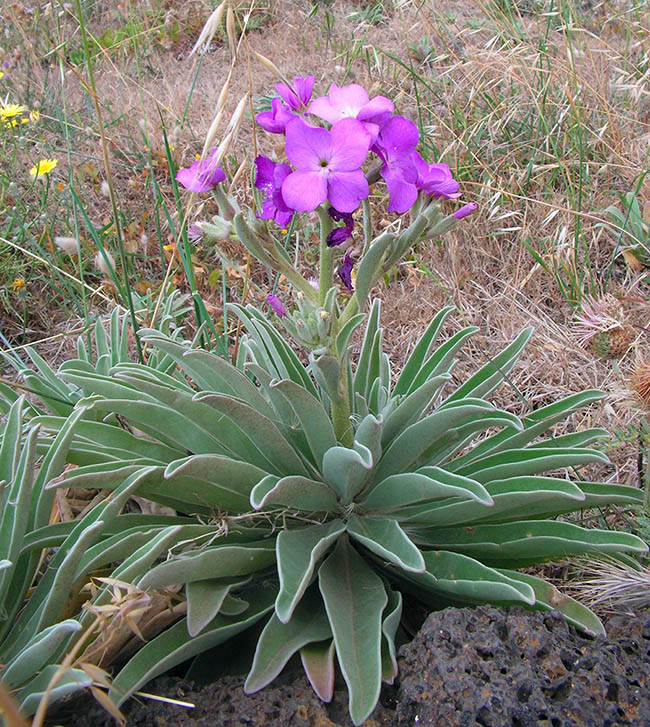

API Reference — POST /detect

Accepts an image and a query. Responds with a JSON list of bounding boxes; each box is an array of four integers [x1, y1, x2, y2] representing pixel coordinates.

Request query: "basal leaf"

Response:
[[275, 520, 345, 623], [250, 474, 338, 512], [319, 537, 387, 726], [245, 587, 331, 693], [300, 639, 336, 703], [346, 515, 425, 573]]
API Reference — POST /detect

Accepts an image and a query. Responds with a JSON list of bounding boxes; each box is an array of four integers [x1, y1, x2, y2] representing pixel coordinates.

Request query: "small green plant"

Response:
[[601, 191, 650, 270]]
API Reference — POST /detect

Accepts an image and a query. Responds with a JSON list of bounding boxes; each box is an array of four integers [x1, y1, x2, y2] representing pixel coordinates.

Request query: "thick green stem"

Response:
[[317, 207, 334, 306], [331, 361, 354, 447]]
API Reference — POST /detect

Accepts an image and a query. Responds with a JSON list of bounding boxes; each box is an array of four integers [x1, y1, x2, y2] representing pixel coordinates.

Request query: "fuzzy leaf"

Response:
[[275, 520, 346, 623], [392, 306, 455, 398], [194, 393, 309, 476], [401, 550, 536, 606], [448, 390, 606, 471], [187, 577, 250, 637], [355, 232, 393, 310], [415, 520, 647, 567], [381, 374, 451, 446], [250, 474, 338, 512], [1, 620, 82, 688], [381, 588, 402, 684], [318, 537, 387, 726], [270, 379, 336, 468], [322, 444, 373, 504], [363, 467, 492, 510], [496, 569, 604, 636], [18, 666, 92, 715], [300, 639, 336, 702], [456, 447, 609, 483], [444, 327, 533, 403], [375, 402, 521, 481], [109, 584, 276, 707], [245, 588, 331, 693], [346, 515, 425, 572], [139, 541, 276, 590], [399, 476, 587, 526]]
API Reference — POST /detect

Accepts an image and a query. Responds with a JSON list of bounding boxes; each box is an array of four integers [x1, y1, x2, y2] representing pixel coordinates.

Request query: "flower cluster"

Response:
[[253, 77, 476, 217], [174, 76, 477, 300]]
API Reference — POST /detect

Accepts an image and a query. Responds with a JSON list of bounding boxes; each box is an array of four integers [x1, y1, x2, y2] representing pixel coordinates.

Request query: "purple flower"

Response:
[[412, 153, 461, 199], [256, 98, 295, 134], [337, 252, 354, 290], [309, 83, 394, 131], [254, 155, 294, 228], [281, 117, 371, 213], [372, 116, 420, 213], [188, 223, 204, 244], [326, 207, 354, 246], [267, 294, 287, 317], [176, 149, 226, 193], [275, 76, 315, 111], [453, 202, 478, 220]]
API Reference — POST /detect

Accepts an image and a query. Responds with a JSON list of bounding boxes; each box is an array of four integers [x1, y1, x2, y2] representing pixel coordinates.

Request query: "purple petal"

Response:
[[328, 207, 354, 224], [284, 117, 332, 171], [453, 202, 478, 220], [281, 169, 328, 212], [377, 116, 420, 158], [356, 95, 394, 126], [329, 118, 371, 171], [337, 252, 354, 290], [326, 226, 352, 247], [307, 96, 340, 125], [382, 167, 418, 214], [267, 294, 287, 317], [308, 83, 369, 124], [327, 170, 369, 213], [256, 98, 295, 134], [412, 154, 461, 199], [255, 155, 294, 226], [176, 152, 226, 193], [276, 76, 315, 109]]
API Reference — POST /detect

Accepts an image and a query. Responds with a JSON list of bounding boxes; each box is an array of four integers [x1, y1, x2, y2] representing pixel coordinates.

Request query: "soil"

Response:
[[59, 604, 650, 727]]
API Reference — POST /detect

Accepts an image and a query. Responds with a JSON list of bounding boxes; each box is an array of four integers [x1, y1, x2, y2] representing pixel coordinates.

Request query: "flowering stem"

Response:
[[317, 206, 334, 306], [331, 364, 353, 447], [362, 198, 372, 257]]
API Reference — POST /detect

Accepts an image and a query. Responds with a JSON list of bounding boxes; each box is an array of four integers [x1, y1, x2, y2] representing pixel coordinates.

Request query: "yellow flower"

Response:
[[12, 278, 25, 293], [0, 71, 4, 80], [29, 158, 58, 179], [0, 103, 26, 121], [29, 109, 40, 123]]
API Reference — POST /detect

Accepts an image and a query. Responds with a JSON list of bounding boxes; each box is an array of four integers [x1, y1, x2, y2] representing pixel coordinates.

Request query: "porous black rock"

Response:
[[54, 605, 650, 726], [396, 605, 650, 727]]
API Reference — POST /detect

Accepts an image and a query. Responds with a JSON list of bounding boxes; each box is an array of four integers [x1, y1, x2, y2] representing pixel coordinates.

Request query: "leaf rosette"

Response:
[[12, 302, 645, 725]]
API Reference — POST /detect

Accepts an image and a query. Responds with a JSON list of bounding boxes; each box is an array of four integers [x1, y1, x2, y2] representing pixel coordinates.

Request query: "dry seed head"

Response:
[[54, 236, 79, 255], [226, 5, 237, 58], [202, 109, 225, 156], [588, 326, 635, 360], [189, 1, 227, 57], [572, 293, 634, 359], [95, 249, 115, 277], [254, 53, 284, 80], [215, 76, 232, 117], [227, 93, 248, 137], [631, 360, 650, 409]]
